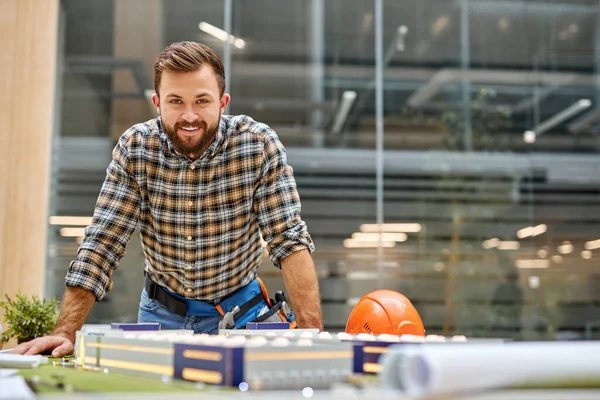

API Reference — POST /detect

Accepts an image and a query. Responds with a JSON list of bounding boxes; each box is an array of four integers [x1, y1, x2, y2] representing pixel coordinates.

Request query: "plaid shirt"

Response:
[[65, 115, 314, 302]]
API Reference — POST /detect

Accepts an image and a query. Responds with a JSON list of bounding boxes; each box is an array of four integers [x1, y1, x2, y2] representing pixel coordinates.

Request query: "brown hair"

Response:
[[153, 41, 226, 96]]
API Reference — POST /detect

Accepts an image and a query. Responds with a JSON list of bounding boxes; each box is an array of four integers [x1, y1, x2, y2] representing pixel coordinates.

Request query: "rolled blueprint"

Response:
[[380, 341, 600, 397]]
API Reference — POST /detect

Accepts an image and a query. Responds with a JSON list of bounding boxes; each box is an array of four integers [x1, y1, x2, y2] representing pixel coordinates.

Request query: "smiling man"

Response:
[[12, 41, 322, 357]]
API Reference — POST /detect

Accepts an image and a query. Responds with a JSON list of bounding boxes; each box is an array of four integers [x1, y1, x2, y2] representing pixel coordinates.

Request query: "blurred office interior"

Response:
[[4, 0, 600, 341]]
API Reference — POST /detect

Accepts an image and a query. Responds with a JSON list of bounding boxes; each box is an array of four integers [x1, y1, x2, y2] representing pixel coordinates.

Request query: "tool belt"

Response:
[[144, 274, 295, 329]]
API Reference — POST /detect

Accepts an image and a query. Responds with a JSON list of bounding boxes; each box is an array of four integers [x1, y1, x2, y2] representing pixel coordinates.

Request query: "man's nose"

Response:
[[181, 107, 199, 122]]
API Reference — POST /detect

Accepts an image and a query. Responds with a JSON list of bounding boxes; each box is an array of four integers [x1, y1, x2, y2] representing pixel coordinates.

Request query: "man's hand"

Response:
[[10, 335, 73, 357], [280, 249, 323, 330], [9, 286, 96, 356]]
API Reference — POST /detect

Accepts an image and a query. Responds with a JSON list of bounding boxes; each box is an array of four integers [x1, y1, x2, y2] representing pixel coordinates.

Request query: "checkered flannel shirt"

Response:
[[65, 115, 315, 301]]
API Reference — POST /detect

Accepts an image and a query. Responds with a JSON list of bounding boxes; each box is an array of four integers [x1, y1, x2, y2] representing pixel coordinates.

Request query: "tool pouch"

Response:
[[217, 277, 296, 329]]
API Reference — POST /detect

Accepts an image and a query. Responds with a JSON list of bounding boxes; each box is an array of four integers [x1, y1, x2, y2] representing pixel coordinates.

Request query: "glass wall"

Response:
[[49, 0, 600, 339]]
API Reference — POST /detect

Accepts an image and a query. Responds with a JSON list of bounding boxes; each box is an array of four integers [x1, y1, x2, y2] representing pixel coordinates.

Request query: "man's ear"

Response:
[[220, 93, 231, 113], [151, 93, 160, 114]]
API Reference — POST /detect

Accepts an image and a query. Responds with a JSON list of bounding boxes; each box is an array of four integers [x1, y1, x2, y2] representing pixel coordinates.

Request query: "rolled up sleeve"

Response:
[[253, 131, 315, 268], [65, 133, 141, 301]]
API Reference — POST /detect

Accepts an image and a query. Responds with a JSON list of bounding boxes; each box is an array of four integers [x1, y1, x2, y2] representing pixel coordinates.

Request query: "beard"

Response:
[[162, 114, 221, 159]]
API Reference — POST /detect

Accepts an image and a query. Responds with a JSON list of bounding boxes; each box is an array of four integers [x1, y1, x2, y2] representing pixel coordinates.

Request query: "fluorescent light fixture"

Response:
[[581, 250, 592, 260], [557, 241, 573, 255], [50, 216, 93, 226], [483, 238, 520, 250], [523, 130, 536, 144], [430, 15, 449, 37], [347, 271, 379, 280], [198, 22, 246, 49], [516, 259, 550, 269], [537, 249, 548, 258], [351, 232, 407, 242], [343, 239, 396, 248], [524, 99, 592, 142], [528, 276, 540, 289], [585, 239, 600, 250], [396, 25, 408, 51], [331, 91, 357, 134], [60, 227, 87, 237], [497, 241, 520, 250], [497, 17, 510, 30], [517, 224, 547, 239], [233, 38, 246, 49], [346, 297, 361, 306], [360, 223, 422, 233], [482, 238, 500, 249]]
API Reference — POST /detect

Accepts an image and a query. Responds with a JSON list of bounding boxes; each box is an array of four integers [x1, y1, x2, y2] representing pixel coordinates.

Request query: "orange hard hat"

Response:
[[345, 289, 425, 336]]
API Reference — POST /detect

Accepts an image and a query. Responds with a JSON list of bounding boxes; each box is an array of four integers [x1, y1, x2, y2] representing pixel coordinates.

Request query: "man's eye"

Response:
[[197, 99, 208, 104], [170, 99, 182, 104]]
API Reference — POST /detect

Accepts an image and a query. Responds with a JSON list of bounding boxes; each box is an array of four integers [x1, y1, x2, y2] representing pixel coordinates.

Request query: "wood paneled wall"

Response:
[[0, 0, 59, 334]]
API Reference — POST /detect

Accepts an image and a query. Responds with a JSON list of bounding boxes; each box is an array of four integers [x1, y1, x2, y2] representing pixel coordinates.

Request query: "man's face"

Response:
[[152, 66, 230, 160]]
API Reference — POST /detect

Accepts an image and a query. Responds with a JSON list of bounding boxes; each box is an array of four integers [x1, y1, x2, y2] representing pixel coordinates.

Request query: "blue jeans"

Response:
[[137, 288, 222, 334]]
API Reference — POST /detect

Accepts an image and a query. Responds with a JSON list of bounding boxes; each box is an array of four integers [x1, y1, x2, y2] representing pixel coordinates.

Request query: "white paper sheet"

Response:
[[381, 341, 600, 397], [0, 354, 43, 368], [0, 376, 36, 400], [0, 368, 19, 378]]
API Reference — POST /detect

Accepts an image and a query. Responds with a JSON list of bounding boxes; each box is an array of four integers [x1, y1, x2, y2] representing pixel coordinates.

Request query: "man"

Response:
[[12, 41, 322, 357]]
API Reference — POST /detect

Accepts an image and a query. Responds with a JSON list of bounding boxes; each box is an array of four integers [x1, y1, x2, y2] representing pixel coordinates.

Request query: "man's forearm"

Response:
[[52, 286, 96, 343], [280, 249, 323, 330]]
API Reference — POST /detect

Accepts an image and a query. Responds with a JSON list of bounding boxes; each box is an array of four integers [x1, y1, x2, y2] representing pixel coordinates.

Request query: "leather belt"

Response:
[[144, 274, 188, 317]]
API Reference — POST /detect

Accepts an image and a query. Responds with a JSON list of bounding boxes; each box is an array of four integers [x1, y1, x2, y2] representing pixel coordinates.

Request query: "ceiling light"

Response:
[[523, 130, 536, 144], [351, 232, 407, 242], [430, 15, 449, 37], [49, 216, 93, 226], [396, 25, 408, 51], [331, 91, 357, 134], [233, 38, 246, 49], [557, 241, 573, 255], [537, 249, 548, 258], [360, 223, 422, 233], [198, 22, 246, 49], [434, 262, 445, 271], [525, 99, 592, 142], [551, 255, 563, 263], [528, 276, 540, 289], [497, 241, 520, 250], [482, 238, 500, 249], [517, 224, 546, 238], [581, 250, 592, 260], [343, 239, 396, 248], [497, 18, 510, 30], [585, 239, 600, 250], [59, 227, 87, 237], [516, 259, 549, 269]]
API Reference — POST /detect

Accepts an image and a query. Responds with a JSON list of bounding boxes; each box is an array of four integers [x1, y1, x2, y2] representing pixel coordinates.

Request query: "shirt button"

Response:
[[190, 164, 195, 170], [186, 288, 192, 293], [188, 201, 193, 206], [187, 236, 192, 241]]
